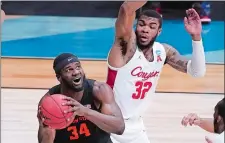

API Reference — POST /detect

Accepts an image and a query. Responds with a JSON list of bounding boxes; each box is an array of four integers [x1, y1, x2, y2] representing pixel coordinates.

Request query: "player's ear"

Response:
[[217, 115, 222, 123], [157, 28, 162, 36], [56, 74, 61, 82]]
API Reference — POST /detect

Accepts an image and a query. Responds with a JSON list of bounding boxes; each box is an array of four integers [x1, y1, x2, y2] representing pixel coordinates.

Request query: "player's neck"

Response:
[[142, 46, 153, 56], [61, 87, 84, 102]]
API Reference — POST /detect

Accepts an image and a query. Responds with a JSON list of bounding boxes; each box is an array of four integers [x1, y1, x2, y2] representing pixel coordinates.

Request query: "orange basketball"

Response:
[[39, 94, 74, 129]]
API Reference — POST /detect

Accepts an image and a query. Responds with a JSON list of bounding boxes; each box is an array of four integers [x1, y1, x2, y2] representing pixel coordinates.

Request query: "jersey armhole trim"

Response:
[[107, 60, 120, 71], [106, 47, 120, 71], [107, 45, 138, 71]]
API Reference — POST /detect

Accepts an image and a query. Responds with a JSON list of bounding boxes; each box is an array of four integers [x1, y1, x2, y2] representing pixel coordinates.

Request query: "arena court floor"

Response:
[[1, 88, 224, 143]]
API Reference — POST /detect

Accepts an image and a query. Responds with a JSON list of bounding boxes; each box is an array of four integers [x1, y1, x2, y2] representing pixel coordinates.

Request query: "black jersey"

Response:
[[48, 79, 112, 143]]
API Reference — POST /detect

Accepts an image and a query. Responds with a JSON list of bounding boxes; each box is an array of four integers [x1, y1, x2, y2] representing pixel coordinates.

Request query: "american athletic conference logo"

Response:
[[156, 50, 162, 62]]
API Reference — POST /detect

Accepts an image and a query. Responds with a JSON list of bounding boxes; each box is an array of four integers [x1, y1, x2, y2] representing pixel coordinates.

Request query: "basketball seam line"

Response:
[[50, 95, 68, 124], [42, 107, 70, 129], [41, 105, 65, 119]]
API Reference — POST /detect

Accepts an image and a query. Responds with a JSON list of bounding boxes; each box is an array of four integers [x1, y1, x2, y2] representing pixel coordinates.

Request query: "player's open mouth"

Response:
[[140, 36, 148, 42], [73, 77, 82, 85]]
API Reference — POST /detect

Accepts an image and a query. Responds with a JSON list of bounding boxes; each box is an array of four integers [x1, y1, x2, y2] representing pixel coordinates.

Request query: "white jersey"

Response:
[[106, 42, 166, 119], [216, 132, 224, 143], [207, 132, 224, 143]]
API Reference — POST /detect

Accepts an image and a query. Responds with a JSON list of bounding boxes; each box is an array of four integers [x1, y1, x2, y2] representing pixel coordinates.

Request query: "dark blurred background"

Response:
[[1, 1, 225, 20]]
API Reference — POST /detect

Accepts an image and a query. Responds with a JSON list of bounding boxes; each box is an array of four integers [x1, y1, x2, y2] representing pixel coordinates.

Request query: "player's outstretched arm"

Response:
[[163, 8, 206, 77], [181, 113, 214, 133], [86, 82, 125, 135], [163, 41, 206, 77], [108, 1, 147, 68]]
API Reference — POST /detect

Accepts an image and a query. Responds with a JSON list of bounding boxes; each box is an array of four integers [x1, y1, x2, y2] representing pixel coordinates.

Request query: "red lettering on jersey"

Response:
[[131, 66, 159, 81], [73, 118, 79, 123], [72, 116, 88, 123]]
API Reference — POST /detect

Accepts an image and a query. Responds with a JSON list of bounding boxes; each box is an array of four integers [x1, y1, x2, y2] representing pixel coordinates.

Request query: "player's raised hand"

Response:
[[62, 96, 89, 119], [184, 8, 202, 36], [181, 113, 201, 126]]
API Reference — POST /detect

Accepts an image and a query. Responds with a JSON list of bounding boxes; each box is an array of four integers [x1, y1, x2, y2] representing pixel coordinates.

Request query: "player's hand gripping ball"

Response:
[[38, 94, 75, 129]]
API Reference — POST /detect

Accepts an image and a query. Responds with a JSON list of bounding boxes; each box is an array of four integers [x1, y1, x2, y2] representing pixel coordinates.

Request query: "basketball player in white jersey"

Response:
[[181, 98, 225, 143], [106, 1, 206, 143]]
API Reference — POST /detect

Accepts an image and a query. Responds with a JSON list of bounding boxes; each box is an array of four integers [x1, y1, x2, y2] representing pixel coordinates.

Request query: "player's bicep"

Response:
[[100, 98, 121, 118], [163, 43, 189, 73], [94, 83, 122, 118]]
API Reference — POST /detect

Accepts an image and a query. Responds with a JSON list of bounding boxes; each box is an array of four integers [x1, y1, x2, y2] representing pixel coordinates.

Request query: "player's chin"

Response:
[[72, 82, 82, 88], [139, 41, 150, 46]]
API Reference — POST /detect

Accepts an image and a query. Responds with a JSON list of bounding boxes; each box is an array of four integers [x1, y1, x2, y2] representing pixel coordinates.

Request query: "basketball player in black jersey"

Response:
[[37, 53, 125, 143]]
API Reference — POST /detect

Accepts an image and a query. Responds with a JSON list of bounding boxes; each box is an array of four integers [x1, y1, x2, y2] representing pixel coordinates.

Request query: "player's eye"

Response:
[[139, 23, 144, 26], [76, 65, 81, 69], [65, 68, 73, 72]]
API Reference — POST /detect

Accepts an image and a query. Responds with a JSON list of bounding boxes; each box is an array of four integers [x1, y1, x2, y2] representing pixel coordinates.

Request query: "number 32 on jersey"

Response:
[[132, 81, 152, 99]]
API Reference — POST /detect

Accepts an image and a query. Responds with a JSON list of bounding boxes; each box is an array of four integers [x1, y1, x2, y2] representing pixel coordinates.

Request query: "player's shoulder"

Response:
[[93, 81, 111, 92], [92, 81, 113, 100], [48, 84, 61, 95], [160, 42, 174, 53], [38, 86, 57, 106]]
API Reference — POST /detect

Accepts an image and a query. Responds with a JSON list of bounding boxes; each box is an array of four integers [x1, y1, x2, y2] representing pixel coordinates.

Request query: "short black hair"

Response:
[[215, 98, 225, 121], [138, 9, 162, 28]]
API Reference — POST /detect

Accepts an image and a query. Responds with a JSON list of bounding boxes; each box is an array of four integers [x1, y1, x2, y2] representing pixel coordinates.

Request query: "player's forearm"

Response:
[[122, 1, 147, 13], [84, 109, 125, 135], [187, 36, 206, 77], [38, 127, 55, 143], [198, 118, 214, 133], [38, 137, 53, 143], [38, 134, 53, 143]]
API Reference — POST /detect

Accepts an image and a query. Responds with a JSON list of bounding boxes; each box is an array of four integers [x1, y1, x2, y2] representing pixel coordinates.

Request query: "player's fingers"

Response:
[[38, 106, 41, 112], [187, 9, 195, 20], [36, 107, 47, 125], [62, 100, 78, 106], [188, 8, 199, 21], [193, 119, 200, 125], [67, 113, 76, 122], [182, 113, 195, 126], [62, 96, 72, 100], [186, 9, 192, 16], [181, 116, 186, 125], [64, 106, 78, 113], [191, 8, 200, 19], [37, 114, 45, 123], [189, 114, 197, 126], [184, 17, 188, 25], [185, 9, 189, 15], [181, 116, 189, 126], [37, 115, 45, 125], [205, 136, 213, 143]]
